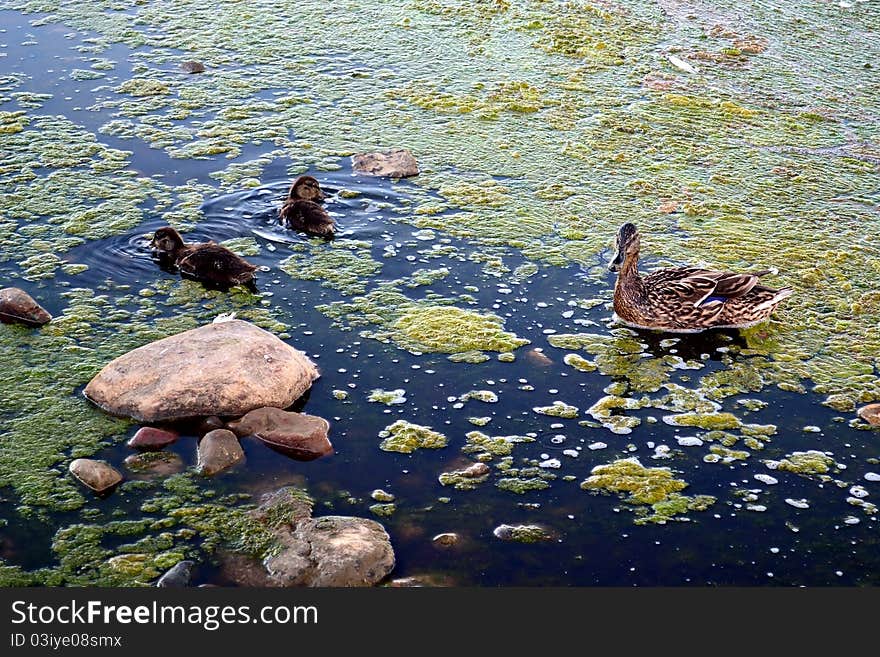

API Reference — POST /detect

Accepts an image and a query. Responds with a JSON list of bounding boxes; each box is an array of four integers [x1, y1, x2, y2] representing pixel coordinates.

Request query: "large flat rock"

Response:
[[84, 320, 319, 422]]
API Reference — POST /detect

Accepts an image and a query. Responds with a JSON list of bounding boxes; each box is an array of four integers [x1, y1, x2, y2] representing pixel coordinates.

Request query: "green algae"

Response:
[[581, 458, 688, 505], [280, 240, 382, 296], [368, 388, 407, 405], [379, 420, 448, 453], [391, 305, 529, 355], [532, 400, 579, 419], [663, 412, 741, 431], [493, 523, 554, 543], [496, 477, 551, 494], [462, 431, 533, 459], [459, 390, 498, 403], [467, 416, 492, 426], [765, 451, 838, 475], [636, 493, 717, 526], [369, 503, 397, 517], [438, 463, 491, 490]]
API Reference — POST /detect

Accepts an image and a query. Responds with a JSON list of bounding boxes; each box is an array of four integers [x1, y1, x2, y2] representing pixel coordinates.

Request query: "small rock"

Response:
[[127, 426, 179, 449], [493, 523, 554, 543], [227, 407, 332, 461], [69, 458, 123, 495], [463, 462, 490, 477], [156, 560, 194, 587], [0, 287, 51, 327], [432, 533, 460, 548], [124, 451, 185, 477], [180, 60, 205, 74], [351, 148, 419, 178], [198, 415, 225, 434], [197, 429, 244, 475], [857, 404, 880, 426]]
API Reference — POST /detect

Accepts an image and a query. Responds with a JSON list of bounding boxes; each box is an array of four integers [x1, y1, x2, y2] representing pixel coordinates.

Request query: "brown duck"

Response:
[[608, 222, 793, 332], [286, 175, 325, 203], [279, 175, 335, 237], [150, 227, 258, 290]]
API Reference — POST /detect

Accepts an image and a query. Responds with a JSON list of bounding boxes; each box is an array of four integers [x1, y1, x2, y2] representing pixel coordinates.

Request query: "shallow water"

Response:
[[1, 1, 879, 587]]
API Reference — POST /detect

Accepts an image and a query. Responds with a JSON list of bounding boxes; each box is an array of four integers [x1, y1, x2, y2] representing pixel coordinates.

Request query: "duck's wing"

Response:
[[647, 267, 765, 307], [177, 245, 257, 276]]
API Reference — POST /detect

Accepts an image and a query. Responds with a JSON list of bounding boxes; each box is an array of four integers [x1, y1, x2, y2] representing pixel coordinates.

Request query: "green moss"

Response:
[[118, 78, 170, 97], [581, 458, 688, 505], [493, 523, 554, 543], [369, 503, 397, 517], [392, 305, 529, 354], [765, 450, 837, 475], [636, 494, 717, 525], [563, 353, 597, 372], [663, 412, 741, 430], [496, 477, 551, 494], [368, 388, 407, 405], [532, 401, 579, 419], [467, 416, 492, 426], [459, 390, 498, 403], [462, 430, 533, 459], [379, 420, 448, 453]]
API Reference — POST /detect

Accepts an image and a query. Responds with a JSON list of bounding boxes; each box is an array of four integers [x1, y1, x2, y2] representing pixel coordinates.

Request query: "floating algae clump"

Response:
[[462, 431, 533, 459], [581, 458, 688, 505], [493, 524, 555, 543], [379, 420, 448, 453], [391, 305, 529, 355], [533, 401, 579, 419], [663, 412, 741, 431], [636, 493, 717, 526], [368, 389, 407, 405], [765, 450, 837, 475]]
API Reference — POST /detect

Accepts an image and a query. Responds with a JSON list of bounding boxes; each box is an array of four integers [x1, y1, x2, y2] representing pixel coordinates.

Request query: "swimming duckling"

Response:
[[150, 227, 258, 290], [608, 222, 793, 333], [279, 199, 336, 238], [287, 175, 325, 203]]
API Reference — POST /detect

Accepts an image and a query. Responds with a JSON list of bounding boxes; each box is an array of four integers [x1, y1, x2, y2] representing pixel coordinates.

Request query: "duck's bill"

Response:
[[608, 250, 622, 271]]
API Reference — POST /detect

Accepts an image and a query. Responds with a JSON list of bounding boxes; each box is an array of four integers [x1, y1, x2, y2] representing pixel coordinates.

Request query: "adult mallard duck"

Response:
[[150, 227, 258, 290], [608, 222, 793, 333]]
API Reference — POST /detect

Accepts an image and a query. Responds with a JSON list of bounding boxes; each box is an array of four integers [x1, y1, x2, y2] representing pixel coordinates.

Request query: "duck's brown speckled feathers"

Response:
[[608, 222, 793, 333], [287, 175, 325, 203], [279, 199, 336, 237], [150, 226, 258, 288]]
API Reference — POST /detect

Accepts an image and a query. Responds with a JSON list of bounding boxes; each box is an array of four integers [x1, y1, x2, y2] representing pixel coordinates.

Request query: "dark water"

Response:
[[2, 8, 879, 588]]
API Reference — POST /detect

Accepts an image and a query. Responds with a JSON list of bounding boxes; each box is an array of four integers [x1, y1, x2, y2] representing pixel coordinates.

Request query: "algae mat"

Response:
[[0, 1, 878, 586]]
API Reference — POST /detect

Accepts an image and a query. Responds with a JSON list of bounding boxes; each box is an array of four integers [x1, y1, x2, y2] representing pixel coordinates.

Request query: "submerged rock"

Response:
[[127, 426, 179, 449], [180, 60, 206, 74], [493, 524, 554, 543], [351, 148, 419, 178], [197, 415, 225, 434], [197, 429, 244, 476], [227, 407, 332, 461], [264, 516, 395, 587], [124, 451, 185, 477], [857, 404, 880, 426], [432, 532, 460, 548], [156, 560, 194, 587], [69, 458, 123, 494], [84, 319, 319, 423], [0, 287, 51, 326]]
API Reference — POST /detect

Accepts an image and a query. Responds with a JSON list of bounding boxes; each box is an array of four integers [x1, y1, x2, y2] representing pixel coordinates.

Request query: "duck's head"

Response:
[[608, 222, 640, 272], [289, 175, 325, 202], [151, 227, 186, 255]]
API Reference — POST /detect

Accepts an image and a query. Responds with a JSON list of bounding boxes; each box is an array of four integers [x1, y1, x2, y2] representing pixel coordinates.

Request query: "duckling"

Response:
[[279, 199, 336, 238], [608, 222, 793, 333], [287, 175, 325, 203], [150, 227, 258, 290]]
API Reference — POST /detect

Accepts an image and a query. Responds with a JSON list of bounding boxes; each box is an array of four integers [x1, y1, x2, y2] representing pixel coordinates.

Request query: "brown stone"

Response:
[[857, 404, 880, 426], [0, 287, 51, 327], [127, 426, 179, 449], [83, 320, 319, 423], [351, 148, 419, 178], [227, 407, 332, 461], [69, 458, 123, 494], [197, 429, 244, 476], [181, 60, 206, 74]]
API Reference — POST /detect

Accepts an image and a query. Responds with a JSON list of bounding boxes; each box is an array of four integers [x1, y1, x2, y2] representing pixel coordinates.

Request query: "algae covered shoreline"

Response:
[[0, 0, 879, 586]]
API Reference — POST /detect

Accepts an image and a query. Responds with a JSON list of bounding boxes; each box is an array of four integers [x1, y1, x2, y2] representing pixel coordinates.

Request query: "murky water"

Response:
[[1, 2, 879, 587]]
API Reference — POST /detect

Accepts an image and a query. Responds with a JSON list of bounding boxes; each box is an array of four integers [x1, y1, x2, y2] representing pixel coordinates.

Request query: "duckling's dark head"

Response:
[[609, 222, 640, 271], [151, 227, 186, 255], [288, 175, 325, 202]]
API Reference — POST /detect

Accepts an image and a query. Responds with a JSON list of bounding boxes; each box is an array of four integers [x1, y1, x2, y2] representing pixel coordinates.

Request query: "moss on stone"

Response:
[[379, 420, 448, 453]]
